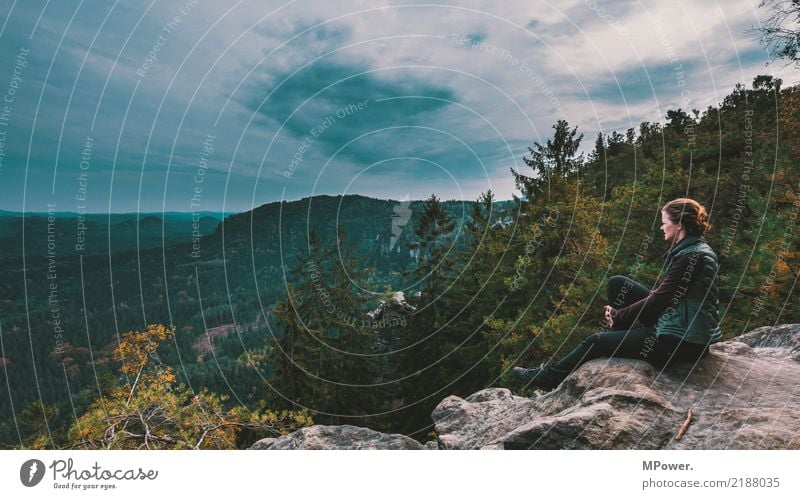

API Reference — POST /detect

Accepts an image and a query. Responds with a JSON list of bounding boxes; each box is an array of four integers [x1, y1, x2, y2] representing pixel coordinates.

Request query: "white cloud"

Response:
[[2, 0, 795, 211]]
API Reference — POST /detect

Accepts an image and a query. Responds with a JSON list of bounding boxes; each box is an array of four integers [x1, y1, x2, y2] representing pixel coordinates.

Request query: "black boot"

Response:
[[512, 363, 565, 391]]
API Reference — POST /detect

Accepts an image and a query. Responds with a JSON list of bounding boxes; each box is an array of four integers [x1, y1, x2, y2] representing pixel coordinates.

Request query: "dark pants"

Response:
[[548, 276, 710, 379]]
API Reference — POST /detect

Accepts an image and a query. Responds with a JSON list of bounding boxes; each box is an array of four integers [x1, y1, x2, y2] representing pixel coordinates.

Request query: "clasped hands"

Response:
[[604, 305, 614, 328]]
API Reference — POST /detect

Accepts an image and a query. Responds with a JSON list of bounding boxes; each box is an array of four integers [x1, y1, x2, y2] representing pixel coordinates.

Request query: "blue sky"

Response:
[[0, 0, 793, 213]]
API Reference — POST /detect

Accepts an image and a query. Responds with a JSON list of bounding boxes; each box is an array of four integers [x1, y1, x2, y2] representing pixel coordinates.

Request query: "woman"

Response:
[[513, 198, 721, 391]]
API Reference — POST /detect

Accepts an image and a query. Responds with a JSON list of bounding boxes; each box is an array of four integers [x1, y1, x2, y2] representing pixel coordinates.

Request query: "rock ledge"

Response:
[[251, 324, 800, 450]]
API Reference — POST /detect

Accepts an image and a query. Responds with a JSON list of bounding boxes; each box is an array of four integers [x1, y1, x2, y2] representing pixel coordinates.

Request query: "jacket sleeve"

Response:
[[611, 253, 702, 328]]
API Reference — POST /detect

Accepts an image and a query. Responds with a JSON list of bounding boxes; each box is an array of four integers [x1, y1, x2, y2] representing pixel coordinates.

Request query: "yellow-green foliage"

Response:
[[67, 324, 311, 449]]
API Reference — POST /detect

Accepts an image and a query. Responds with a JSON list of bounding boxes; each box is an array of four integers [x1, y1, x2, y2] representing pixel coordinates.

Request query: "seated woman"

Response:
[[513, 198, 721, 391]]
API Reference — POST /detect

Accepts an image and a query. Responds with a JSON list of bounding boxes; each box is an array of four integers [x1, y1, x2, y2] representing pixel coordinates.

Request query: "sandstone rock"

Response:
[[249, 424, 423, 450], [250, 325, 800, 450], [249, 437, 277, 450], [432, 324, 800, 449]]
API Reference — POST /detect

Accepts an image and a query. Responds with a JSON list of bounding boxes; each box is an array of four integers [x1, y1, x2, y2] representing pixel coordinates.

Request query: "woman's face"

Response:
[[661, 210, 684, 242]]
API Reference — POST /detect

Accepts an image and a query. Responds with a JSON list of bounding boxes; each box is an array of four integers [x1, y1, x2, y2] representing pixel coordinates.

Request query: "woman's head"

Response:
[[660, 198, 712, 242]]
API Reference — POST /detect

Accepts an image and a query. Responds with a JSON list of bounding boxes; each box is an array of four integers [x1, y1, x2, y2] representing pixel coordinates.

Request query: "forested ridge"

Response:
[[1, 75, 797, 448]]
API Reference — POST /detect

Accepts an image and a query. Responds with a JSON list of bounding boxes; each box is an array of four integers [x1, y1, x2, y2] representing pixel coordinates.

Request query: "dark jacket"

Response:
[[655, 235, 722, 345]]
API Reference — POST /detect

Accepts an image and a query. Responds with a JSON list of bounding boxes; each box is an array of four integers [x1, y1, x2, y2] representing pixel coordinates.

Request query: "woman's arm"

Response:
[[610, 253, 702, 328]]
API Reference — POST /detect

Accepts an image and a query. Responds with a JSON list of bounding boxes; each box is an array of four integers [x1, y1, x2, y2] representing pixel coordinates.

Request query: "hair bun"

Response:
[[662, 198, 712, 236]]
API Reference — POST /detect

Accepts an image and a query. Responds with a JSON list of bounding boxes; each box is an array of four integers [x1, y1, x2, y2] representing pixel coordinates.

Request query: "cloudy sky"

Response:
[[0, 0, 794, 213]]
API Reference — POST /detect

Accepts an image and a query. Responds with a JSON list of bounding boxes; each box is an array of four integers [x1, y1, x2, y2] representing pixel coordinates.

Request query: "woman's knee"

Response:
[[607, 275, 629, 304], [581, 332, 602, 347]]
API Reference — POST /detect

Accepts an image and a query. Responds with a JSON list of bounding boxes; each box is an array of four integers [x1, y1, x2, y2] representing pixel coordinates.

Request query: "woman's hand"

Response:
[[604, 305, 614, 328]]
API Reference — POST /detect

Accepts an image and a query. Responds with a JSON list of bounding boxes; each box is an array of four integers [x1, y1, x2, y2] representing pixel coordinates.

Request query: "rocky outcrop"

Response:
[[250, 424, 424, 450], [370, 292, 416, 379], [433, 324, 800, 449], [251, 324, 800, 450]]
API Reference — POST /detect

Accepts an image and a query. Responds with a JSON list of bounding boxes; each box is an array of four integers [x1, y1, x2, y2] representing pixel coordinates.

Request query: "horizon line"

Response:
[[0, 192, 520, 216]]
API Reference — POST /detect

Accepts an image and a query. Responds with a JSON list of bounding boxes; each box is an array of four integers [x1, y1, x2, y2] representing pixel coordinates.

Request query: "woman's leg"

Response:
[[515, 329, 712, 391], [607, 275, 650, 308], [549, 332, 710, 379], [651, 335, 710, 367], [549, 327, 659, 377], [513, 327, 661, 390], [607, 275, 655, 328], [515, 277, 704, 390]]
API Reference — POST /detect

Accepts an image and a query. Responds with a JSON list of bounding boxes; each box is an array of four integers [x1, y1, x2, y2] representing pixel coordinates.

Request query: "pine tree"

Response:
[[315, 226, 382, 425], [394, 194, 460, 438], [511, 120, 584, 201], [487, 122, 611, 389], [267, 231, 327, 411], [267, 228, 381, 424]]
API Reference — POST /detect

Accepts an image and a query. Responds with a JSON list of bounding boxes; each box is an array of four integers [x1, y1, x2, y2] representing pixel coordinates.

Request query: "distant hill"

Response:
[[0, 211, 228, 256]]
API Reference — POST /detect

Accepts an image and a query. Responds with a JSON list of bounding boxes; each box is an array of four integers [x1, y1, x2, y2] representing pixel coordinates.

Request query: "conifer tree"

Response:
[[511, 120, 584, 200], [488, 123, 610, 388], [394, 194, 459, 437], [267, 231, 327, 410], [315, 226, 382, 424], [267, 228, 381, 424]]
